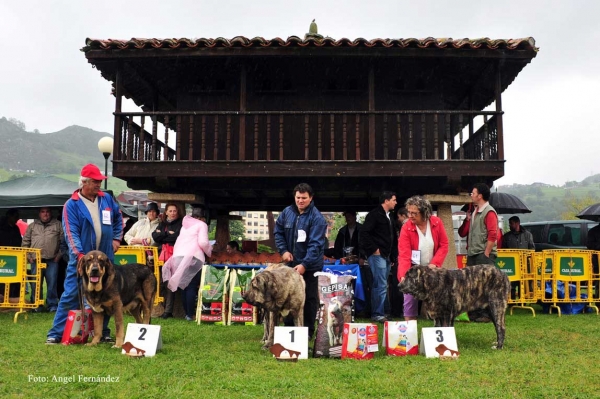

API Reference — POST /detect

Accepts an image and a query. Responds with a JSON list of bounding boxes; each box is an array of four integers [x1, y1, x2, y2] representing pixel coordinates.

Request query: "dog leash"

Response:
[[77, 276, 90, 340]]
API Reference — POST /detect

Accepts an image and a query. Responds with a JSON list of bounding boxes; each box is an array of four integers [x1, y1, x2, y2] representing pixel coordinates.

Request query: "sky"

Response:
[[1, 0, 598, 187]]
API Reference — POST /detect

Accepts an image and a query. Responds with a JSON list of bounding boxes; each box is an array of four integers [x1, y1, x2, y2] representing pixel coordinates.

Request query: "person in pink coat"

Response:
[[162, 205, 212, 321], [397, 196, 449, 321]]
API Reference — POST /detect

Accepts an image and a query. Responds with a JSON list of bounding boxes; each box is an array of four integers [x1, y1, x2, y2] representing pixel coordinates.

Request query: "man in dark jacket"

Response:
[[274, 183, 328, 340], [359, 191, 397, 322], [333, 211, 362, 260], [503, 216, 535, 250]]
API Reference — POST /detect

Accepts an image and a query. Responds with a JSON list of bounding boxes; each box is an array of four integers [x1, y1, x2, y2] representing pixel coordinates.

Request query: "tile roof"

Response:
[[83, 36, 537, 52]]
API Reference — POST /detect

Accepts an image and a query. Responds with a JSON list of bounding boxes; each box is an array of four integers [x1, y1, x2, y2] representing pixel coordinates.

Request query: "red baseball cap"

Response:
[[81, 164, 107, 180]]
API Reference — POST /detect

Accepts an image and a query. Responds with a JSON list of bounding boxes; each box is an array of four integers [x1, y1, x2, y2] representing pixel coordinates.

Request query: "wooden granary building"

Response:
[[82, 34, 537, 212]]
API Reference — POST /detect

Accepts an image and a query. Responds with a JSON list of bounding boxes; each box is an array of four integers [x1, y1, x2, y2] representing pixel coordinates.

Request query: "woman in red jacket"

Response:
[[397, 196, 449, 321]]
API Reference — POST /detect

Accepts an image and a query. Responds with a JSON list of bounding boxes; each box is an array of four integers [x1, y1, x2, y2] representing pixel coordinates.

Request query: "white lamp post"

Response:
[[97, 137, 114, 190]]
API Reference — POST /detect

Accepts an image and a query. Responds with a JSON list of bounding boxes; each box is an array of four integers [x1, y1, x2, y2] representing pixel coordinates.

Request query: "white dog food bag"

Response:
[[313, 272, 355, 358], [383, 320, 419, 356]]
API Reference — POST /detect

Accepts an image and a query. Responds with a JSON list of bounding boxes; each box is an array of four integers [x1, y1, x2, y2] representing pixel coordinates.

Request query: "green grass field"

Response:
[[0, 308, 597, 398]]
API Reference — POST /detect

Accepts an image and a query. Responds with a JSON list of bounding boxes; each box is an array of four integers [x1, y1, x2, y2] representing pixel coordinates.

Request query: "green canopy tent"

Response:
[[0, 176, 78, 219], [0, 175, 137, 220]]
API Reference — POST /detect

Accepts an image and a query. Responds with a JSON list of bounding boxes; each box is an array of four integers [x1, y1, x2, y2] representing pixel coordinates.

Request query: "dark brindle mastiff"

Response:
[[78, 250, 157, 348], [242, 264, 305, 350], [399, 264, 510, 349]]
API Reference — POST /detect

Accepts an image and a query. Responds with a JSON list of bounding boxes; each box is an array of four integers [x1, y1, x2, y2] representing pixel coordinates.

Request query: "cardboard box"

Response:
[[383, 320, 419, 356], [341, 323, 378, 360], [61, 309, 94, 345]]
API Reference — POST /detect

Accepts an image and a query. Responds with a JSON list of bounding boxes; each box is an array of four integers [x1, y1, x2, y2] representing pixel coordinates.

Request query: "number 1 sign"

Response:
[[122, 323, 163, 357], [273, 326, 309, 359]]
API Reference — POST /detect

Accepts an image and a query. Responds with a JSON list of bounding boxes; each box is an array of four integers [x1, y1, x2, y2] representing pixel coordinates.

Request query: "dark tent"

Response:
[[0, 176, 78, 219]]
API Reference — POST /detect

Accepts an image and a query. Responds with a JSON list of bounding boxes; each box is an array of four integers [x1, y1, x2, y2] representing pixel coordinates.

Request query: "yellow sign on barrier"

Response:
[[0, 246, 46, 323], [114, 246, 164, 305], [496, 249, 536, 316], [539, 250, 599, 316]]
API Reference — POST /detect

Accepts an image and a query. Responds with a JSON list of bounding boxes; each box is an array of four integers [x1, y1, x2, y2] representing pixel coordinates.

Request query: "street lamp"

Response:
[[97, 137, 114, 190]]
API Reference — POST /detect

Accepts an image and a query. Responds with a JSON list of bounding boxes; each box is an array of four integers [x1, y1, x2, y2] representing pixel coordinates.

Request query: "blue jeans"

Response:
[[47, 262, 110, 340], [368, 255, 391, 319], [31, 260, 59, 309]]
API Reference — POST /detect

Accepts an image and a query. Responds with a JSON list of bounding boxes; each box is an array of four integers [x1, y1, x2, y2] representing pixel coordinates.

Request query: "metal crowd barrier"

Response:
[[496, 249, 538, 316], [537, 250, 599, 317], [0, 247, 45, 323], [114, 245, 164, 305]]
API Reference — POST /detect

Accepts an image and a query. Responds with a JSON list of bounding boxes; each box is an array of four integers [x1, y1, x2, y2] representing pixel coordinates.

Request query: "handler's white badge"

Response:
[[411, 250, 421, 264], [122, 323, 162, 357], [297, 229, 307, 243], [102, 210, 112, 225]]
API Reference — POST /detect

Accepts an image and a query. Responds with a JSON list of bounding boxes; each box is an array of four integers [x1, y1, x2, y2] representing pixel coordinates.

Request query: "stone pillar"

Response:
[[436, 203, 457, 270], [423, 194, 471, 270]]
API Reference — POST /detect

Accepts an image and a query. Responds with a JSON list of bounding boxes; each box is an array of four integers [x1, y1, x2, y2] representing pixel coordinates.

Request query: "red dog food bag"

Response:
[[341, 323, 379, 360], [61, 309, 94, 345], [383, 320, 419, 356]]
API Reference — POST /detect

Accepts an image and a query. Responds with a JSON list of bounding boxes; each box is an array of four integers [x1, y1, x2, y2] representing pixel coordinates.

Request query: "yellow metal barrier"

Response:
[[114, 246, 164, 305], [496, 249, 537, 316], [539, 250, 599, 316], [0, 246, 45, 323]]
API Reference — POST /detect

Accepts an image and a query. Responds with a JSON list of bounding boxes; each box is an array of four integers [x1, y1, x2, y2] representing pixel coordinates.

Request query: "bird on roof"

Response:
[[305, 19, 323, 40]]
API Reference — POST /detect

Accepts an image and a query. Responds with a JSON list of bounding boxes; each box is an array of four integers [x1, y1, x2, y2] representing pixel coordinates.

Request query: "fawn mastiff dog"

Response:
[[243, 264, 305, 350], [78, 250, 157, 348]]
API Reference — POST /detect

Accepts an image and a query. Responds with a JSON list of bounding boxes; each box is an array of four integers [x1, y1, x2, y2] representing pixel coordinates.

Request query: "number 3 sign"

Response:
[[419, 327, 459, 358], [122, 323, 163, 357]]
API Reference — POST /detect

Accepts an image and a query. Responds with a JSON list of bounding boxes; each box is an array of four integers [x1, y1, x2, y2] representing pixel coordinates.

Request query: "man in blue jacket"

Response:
[[46, 164, 123, 344], [274, 183, 327, 340]]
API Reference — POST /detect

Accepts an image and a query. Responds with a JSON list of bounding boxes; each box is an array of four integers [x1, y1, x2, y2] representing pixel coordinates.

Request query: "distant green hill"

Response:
[[498, 178, 600, 222], [0, 117, 114, 175]]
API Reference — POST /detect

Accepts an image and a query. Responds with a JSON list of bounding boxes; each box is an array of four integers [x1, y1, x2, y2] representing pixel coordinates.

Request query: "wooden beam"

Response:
[[495, 61, 505, 160], [239, 64, 246, 161], [147, 193, 205, 203], [368, 66, 375, 160]]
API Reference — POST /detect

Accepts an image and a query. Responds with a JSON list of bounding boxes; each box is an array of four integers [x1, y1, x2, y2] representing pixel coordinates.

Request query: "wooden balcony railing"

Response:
[[113, 110, 502, 163]]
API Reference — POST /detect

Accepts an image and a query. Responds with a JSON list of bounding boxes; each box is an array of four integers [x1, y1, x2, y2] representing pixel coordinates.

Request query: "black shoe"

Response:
[[160, 312, 173, 319], [99, 336, 115, 344]]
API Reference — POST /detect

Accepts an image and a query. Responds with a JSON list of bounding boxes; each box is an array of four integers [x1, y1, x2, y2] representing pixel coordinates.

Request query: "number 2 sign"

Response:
[[122, 323, 163, 357]]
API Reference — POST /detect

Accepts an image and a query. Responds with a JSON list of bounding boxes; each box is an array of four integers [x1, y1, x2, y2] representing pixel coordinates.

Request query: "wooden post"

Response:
[[495, 62, 505, 160], [239, 65, 247, 161], [215, 210, 231, 253], [113, 61, 123, 161], [368, 67, 375, 160]]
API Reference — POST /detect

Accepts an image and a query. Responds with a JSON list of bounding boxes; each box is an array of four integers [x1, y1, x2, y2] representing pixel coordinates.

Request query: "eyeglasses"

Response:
[[407, 211, 420, 217]]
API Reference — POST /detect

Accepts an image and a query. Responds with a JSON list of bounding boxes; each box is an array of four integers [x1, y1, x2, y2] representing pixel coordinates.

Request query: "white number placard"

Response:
[[419, 327, 459, 358], [121, 323, 162, 357], [272, 326, 309, 359]]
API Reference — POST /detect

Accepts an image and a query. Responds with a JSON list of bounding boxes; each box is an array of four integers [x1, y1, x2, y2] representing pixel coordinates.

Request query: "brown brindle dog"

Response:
[[78, 250, 157, 348], [399, 264, 510, 349]]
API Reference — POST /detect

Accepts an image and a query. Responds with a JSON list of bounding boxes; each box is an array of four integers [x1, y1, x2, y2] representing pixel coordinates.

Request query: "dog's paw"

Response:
[[86, 342, 99, 346], [491, 342, 502, 350], [112, 344, 122, 349], [261, 344, 270, 351]]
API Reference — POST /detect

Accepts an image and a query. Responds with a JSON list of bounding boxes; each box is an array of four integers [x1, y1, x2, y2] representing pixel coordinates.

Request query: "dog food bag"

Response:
[[61, 309, 94, 345], [341, 323, 379, 360], [313, 272, 355, 358], [383, 320, 418, 356], [228, 269, 257, 325], [198, 265, 230, 324]]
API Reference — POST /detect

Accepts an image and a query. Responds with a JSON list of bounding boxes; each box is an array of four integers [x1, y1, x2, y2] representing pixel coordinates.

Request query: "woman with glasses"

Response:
[[397, 196, 449, 321]]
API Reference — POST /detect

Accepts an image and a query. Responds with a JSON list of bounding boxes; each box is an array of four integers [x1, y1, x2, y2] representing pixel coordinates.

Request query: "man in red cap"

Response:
[[46, 164, 123, 344]]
